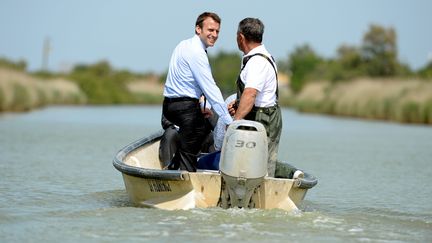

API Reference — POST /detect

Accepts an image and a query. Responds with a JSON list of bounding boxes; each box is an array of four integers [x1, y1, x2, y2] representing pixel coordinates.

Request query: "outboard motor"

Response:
[[219, 120, 268, 208]]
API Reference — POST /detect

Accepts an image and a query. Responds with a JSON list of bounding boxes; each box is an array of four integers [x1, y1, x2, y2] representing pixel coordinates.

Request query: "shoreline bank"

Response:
[[2, 68, 431, 125], [281, 78, 432, 124], [0, 68, 86, 112]]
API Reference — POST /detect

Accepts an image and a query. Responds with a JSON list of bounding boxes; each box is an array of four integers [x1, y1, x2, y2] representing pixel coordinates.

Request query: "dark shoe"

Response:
[[164, 161, 179, 170]]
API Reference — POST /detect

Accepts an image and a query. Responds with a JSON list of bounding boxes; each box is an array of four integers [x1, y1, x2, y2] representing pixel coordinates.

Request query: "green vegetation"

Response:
[[0, 57, 27, 71], [209, 51, 241, 95], [69, 61, 163, 104], [274, 23, 432, 124], [10, 83, 31, 111], [418, 61, 432, 79], [0, 59, 86, 112], [1, 23, 432, 124], [70, 61, 134, 104], [279, 44, 322, 93], [285, 79, 432, 124], [278, 24, 427, 91]]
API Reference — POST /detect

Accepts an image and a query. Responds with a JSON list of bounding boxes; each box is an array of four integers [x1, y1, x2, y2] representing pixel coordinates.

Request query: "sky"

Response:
[[1, 0, 431, 73]]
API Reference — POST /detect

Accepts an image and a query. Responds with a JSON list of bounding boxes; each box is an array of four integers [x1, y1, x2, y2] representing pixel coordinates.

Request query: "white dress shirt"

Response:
[[240, 44, 278, 107], [164, 35, 233, 125], [213, 94, 236, 151]]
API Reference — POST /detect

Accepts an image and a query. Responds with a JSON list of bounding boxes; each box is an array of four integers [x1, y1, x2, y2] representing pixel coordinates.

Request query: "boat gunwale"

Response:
[[275, 161, 318, 189], [113, 130, 318, 189], [295, 172, 318, 189], [113, 130, 189, 181]]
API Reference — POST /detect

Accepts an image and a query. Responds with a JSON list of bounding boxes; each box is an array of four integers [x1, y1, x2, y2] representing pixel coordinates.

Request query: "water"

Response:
[[1, 106, 431, 242]]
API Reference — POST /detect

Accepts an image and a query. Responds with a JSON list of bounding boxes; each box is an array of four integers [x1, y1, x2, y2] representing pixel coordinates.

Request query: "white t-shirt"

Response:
[[239, 44, 278, 107]]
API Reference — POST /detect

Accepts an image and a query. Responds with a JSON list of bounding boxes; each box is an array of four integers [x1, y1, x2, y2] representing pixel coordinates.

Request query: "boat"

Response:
[[113, 120, 317, 211]]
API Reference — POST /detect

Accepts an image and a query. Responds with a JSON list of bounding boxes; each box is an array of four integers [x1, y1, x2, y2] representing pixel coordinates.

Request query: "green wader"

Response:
[[236, 53, 282, 177]]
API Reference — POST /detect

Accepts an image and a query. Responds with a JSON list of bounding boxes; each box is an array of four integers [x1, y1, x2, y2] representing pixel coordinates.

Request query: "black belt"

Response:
[[251, 104, 279, 114], [164, 97, 199, 102]]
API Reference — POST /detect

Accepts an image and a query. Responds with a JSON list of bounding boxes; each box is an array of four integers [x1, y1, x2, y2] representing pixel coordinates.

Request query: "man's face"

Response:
[[196, 17, 220, 47]]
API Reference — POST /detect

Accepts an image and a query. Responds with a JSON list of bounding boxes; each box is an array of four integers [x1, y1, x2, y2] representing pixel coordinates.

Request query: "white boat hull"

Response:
[[113, 130, 317, 211]]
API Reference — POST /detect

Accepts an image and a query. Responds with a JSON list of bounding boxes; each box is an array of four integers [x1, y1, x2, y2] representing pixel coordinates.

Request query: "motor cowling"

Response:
[[220, 120, 268, 178], [219, 120, 268, 208]]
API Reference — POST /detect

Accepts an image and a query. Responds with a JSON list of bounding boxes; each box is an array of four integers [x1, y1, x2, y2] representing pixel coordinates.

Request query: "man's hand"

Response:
[[201, 108, 213, 118], [234, 88, 257, 120], [227, 100, 237, 116]]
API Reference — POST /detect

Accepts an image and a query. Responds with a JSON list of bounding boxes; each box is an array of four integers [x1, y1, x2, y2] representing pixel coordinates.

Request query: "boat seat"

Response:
[[197, 151, 221, 170]]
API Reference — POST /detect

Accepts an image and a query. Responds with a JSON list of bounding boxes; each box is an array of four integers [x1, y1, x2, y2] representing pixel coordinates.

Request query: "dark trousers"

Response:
[[162, 98, 208, 172], [158, 126, 179, 168]]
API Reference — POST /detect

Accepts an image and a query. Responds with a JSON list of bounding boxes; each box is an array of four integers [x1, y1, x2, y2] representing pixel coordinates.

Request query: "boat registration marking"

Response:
[[148, 179, 172, 192]]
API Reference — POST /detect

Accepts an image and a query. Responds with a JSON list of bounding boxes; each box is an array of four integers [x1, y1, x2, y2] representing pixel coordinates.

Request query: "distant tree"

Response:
[[158, 71, 168, 84], [395, 62, 413, 77], [337, 45, 363, 70], [288, 44, 322, 92], [209, 51, 241, 95], [361, 24, 398, 76], [418, 60, 432, 80], [69, 60, 134, 104], [318, 44, 367, 81], [0, 57, 27, 71], [157, 51, 240, 96]]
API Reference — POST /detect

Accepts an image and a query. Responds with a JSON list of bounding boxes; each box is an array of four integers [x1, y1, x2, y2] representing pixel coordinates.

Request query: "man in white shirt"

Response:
[[162, 12, 232, 172], [228, 17, 282, 177]]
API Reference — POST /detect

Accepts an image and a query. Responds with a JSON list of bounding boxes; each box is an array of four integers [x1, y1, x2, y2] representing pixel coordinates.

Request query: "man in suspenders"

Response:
[[228, 17, 283, 177]]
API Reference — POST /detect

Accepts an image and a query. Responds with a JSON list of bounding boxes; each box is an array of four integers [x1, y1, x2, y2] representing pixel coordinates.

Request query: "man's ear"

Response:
[[195, 25, 201, 35], [240, 33, 246, 42]]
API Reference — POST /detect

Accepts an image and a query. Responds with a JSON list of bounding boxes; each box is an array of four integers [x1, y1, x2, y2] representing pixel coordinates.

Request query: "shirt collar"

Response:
[[241, 44, 266, 66], [193, 34, 207, 53], [244, 44, 266, 58]]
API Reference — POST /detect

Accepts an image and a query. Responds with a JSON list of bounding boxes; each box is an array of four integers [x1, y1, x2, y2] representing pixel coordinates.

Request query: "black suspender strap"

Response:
[[241, 53, 279, 99]]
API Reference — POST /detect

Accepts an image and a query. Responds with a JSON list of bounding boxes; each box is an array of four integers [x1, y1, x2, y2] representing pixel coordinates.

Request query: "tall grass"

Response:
[[126, 78, 164, 104], [284, 78, 432, 124], [0, 68, 86, 112]]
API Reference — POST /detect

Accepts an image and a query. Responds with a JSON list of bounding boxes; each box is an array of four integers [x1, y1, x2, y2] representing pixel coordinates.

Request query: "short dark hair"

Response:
[[238, 18, 264, 43], [195, 12, 221, 29]]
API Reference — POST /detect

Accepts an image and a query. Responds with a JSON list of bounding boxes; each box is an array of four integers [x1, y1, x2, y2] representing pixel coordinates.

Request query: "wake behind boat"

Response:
[[113, 120, 317, 211]]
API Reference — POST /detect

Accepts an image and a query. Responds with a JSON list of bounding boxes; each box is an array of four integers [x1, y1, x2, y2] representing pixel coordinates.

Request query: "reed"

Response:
[[126, 79, 164, 104], [0, 68, 86, 112], [286, 78, 432, 124]]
